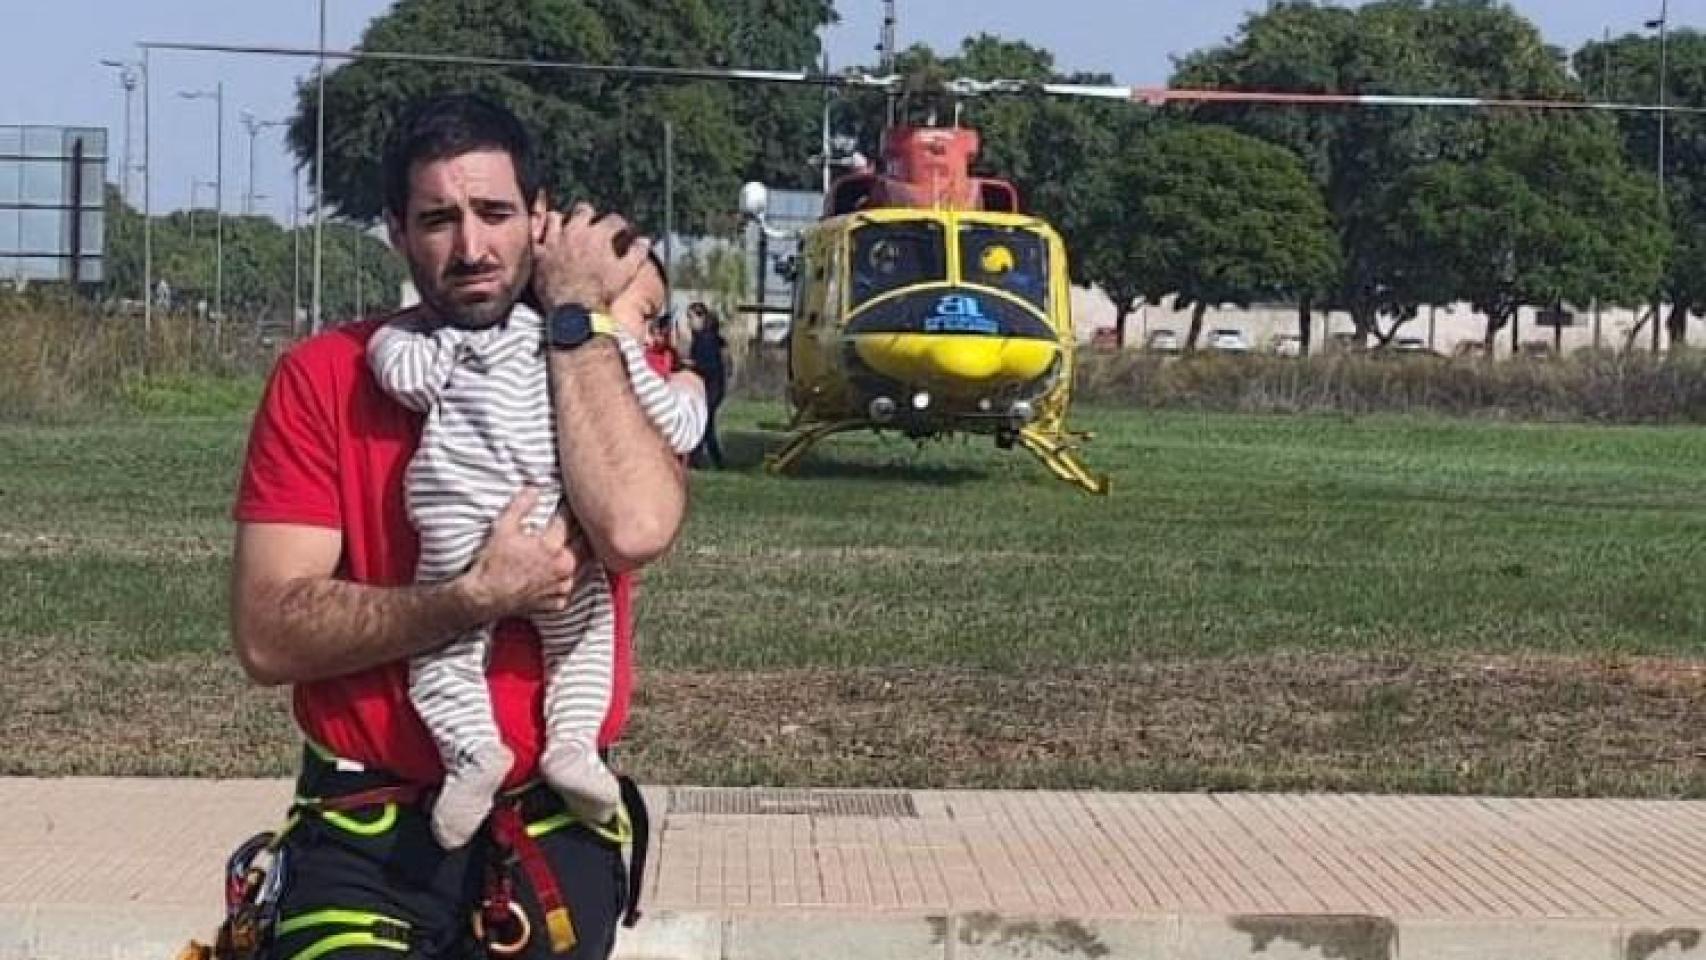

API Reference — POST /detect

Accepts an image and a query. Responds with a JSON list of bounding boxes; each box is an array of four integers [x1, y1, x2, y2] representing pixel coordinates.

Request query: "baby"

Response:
[[369, 259, 702, 848]]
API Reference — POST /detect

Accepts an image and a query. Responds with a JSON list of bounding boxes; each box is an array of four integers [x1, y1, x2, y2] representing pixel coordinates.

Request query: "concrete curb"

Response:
[[9, 907, 1705, 960]]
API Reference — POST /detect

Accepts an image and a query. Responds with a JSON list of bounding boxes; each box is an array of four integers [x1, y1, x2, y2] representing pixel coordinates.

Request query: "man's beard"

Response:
[[414, 249, 532, 330]]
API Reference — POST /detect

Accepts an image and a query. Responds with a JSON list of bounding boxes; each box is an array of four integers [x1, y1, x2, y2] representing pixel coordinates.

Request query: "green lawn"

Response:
[[1, 402, 1702, 795]]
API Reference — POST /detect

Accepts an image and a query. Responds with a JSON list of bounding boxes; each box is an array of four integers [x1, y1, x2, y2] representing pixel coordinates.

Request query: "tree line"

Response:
[[104, 1, 1704, 351]]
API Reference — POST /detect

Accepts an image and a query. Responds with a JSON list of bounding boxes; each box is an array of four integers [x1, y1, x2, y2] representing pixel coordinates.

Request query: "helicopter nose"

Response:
[[927, 338, 1006, 380], [852, 333, 1059, 398]]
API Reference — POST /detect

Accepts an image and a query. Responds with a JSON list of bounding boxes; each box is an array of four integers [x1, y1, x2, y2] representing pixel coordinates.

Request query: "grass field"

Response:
[[1, 400, 1702, 796]]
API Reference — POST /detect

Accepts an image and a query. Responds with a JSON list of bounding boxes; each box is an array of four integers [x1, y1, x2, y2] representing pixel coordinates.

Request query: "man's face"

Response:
[[387, 148, 543, 329]]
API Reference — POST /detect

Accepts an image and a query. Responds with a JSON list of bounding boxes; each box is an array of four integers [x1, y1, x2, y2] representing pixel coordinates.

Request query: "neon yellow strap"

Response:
[[277, 909, 409, 938], [293, 795, 397, 837], [286, 932, 408, 960], [319, 803, 398, 837], [525, 802, 632, 846]]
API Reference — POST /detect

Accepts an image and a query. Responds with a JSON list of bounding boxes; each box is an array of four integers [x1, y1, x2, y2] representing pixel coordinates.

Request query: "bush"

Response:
[[0, 290, 280, 420], [1073, 351, 1706, 423]]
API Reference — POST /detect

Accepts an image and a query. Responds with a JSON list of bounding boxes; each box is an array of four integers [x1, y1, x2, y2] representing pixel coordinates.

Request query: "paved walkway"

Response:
[[3, 778, 1704, 959]]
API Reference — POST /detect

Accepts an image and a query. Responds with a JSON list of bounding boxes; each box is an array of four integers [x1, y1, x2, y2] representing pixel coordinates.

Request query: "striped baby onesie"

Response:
[[368, 302, 704, 847]]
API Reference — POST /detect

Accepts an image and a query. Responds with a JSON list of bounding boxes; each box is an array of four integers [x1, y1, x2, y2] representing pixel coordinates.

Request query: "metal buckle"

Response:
[[471, 900, 531, 958]]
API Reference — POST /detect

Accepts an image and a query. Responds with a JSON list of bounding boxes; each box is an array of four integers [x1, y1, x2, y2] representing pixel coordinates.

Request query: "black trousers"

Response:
[[270, 750, 626, 960]]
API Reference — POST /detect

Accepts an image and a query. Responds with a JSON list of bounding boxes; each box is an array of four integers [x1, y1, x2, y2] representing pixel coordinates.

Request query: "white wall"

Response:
[[1072, 287, 1702, 357]]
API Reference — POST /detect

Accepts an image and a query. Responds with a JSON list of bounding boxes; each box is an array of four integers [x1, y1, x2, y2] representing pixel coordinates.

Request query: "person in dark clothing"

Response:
[[683, 302, 727, 468]]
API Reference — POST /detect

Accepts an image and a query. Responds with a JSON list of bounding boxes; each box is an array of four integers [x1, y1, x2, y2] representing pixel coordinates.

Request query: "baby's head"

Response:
[[612, 250, 670, 327]]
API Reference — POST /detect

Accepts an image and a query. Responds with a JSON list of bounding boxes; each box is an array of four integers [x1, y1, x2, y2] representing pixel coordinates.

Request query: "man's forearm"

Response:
[[235, 575, 486, 686], [549, 338, 687, 571]]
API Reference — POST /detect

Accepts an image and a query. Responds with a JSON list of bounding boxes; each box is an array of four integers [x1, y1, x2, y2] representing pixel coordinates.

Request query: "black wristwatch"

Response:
[[546, 303, 618, 351]]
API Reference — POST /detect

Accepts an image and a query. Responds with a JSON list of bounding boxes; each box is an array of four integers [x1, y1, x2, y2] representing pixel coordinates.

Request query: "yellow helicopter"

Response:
[[740, 121, 1108, 494]]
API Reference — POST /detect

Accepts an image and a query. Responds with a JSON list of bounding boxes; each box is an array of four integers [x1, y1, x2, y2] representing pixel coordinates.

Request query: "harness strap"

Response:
[[616, 776, 649, 928], [490, 803, 577, 955]]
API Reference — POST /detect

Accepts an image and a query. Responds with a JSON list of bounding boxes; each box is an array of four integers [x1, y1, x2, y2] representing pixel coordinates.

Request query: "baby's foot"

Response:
[[540, 738, 620, 825], [431, 741, 514, 850]]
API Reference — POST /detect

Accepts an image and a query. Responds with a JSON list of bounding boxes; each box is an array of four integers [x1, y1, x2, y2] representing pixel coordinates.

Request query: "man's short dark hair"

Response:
[[381, 93, 541, 219]]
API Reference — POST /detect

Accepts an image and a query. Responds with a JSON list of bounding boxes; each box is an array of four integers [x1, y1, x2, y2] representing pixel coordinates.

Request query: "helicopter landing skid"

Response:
[[1016, 427, 1111, 496], [764, 420, 873, 475]]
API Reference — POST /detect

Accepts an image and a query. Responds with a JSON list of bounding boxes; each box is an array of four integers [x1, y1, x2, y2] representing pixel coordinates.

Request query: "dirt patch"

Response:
[[621, 653, 1706, 796], [0, 638, 293, 777], [2, 646, 1699, 795]]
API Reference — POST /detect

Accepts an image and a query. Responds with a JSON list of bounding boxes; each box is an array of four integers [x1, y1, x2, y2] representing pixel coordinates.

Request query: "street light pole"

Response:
[[313, 0, 327, 334], [1648, 2, 1670, 353], [663, 120, 674, 283], [292, 165, 303, 337], [99, 60, 138, 203], [141, 46, 152, 338], [241, 111, 287, 217], [180, 83, 225, 331]]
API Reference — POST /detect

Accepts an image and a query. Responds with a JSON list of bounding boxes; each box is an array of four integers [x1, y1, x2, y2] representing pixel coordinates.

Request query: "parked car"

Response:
[[1146, 328, 1181, 353], [1207, 328, 1251, 353]]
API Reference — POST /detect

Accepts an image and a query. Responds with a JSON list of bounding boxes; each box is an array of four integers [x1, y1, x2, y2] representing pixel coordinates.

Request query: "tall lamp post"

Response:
[[1646, 2, 1670, 353], [240, 111, 288, 216], [179, 83, 225, 322], [98, 59, 139, 203], [313, 0, 327, 334]]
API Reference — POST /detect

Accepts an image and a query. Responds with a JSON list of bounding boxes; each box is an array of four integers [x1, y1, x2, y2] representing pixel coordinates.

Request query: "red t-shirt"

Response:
[[234, 315, 637, 787]]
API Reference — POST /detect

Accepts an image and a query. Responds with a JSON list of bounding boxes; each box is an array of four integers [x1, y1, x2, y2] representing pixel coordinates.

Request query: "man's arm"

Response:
[[533, 206, 689, 572], [231, 491, 585, 686], [547, 340, 687, 573]]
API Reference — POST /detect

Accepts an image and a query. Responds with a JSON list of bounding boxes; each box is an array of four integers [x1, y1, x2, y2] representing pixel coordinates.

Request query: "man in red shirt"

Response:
[[230, 94, 687, 960]]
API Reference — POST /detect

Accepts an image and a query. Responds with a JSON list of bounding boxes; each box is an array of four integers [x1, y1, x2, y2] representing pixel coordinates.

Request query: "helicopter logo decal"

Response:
[[923, 294, 1000, 334]]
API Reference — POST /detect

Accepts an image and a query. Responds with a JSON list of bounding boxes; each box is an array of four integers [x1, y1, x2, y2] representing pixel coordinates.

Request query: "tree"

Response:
[[1174, 0, 1580, 348], [103, 187, 405, 325], [286, 0, 833, 234], [1087, 124, 1340, 351], [1388, 117, 1670, 349], [1574, 30, 1706, 344], [722, 0, 838, 191]]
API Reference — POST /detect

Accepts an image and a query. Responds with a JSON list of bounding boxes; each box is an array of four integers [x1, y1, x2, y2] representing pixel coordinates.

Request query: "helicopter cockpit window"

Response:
[[960, 226, 1048, 311], [849, 221, 947, 309]]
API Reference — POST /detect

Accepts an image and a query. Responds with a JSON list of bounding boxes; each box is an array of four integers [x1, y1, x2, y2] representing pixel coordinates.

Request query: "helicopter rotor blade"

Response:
[[140, 40, 903, 91], [137, 41, 1704, 117], [1036, 81, 1706, 116]]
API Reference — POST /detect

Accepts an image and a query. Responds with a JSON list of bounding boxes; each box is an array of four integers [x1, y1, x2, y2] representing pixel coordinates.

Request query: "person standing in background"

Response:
[[683, 302, 727, 469]]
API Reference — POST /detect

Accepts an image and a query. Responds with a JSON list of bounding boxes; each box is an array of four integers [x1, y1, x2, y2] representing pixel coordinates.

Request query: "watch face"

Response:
[[550, 304, 594, 348]]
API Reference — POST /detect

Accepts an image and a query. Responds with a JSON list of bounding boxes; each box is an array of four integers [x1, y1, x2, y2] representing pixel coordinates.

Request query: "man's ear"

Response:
[[384, 212, 405, 251]]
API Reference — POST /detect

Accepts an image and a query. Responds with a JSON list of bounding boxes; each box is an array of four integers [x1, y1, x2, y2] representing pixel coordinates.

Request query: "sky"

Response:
[[4, 0, 1696, 228]]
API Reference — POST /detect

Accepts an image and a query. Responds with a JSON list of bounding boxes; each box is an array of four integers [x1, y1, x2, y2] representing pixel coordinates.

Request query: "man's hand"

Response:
[[458, 488, 586, 618], [532, 204, 652, 313]]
